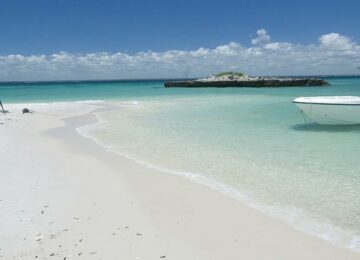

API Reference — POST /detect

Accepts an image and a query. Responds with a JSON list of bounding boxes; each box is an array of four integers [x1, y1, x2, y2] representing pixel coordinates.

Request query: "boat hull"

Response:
[[293, 97, 360, 125]]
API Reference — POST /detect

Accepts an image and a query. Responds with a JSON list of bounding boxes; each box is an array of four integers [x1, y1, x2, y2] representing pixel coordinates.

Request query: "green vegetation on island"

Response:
[[215, 72, 244, 78]]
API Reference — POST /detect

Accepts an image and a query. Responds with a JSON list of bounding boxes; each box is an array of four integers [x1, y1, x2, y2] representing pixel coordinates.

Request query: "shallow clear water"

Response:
[[2, 77, 360, 250]]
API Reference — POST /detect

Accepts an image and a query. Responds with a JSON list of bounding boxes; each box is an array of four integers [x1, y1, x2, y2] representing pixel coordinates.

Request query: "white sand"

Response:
[[0, 101, 359, 260]]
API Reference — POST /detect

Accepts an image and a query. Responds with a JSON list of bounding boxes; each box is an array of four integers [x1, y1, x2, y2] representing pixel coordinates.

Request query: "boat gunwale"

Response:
[[293, 101, 360, 106]]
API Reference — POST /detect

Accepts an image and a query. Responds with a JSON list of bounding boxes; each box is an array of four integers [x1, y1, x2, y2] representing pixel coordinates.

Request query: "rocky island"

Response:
[[164, 72, 329, 88]]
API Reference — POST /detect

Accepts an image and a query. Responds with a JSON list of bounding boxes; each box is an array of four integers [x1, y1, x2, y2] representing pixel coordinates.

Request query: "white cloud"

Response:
[[251, 29, 271, 45], [0, 30, 359, 81], [319, 33, 356, 51], [213, 42, 243, 56], [264, 42, 292, 51]]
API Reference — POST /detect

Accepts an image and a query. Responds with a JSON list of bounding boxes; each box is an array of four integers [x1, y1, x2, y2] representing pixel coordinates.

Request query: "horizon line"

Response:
[[0, 74, 359, 84]]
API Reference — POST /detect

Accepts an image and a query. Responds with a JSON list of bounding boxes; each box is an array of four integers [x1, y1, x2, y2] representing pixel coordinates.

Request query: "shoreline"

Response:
[[76, 104, 360, 253], [1, 101, 359, 259]]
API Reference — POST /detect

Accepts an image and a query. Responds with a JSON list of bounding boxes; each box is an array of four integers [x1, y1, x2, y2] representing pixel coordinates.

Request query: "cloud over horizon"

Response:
[[1, 29, 360, 81]]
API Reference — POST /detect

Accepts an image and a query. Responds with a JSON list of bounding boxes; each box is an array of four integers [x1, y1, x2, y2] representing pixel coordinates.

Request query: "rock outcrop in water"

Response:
[[164, 72, 329, 88]]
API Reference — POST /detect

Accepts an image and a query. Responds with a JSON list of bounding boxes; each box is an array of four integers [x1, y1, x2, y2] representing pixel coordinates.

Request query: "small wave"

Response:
[[75, 100, 105, 104]]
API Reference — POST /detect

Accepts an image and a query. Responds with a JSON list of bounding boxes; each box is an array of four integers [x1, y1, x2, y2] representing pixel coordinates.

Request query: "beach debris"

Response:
[[50, 253, 55, 256], [41, 210, 44, 214], [22, 108, 36, 114], [125, 226, 129, 229], [136, 233, 142, 236], [89, 252, 97, 255], [160, 256, 166, 258], [35, 236, 42, 242], [78, 252, 82, 256]]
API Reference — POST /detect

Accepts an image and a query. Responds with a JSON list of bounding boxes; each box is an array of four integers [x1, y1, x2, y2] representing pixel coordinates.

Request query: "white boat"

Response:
[[293, 96, 360, 125]]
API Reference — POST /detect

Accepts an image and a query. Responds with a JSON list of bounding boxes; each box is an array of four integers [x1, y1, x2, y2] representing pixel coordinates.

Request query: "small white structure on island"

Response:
[[196, 72, 261, 82]]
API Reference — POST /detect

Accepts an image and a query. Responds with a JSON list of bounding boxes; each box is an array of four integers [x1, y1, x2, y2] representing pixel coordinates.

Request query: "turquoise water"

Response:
[[0, 77, 359, 103], [2, 77, 360, 250]]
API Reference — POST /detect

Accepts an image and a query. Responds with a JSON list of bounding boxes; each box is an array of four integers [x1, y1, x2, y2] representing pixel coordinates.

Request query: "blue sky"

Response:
[[0, 0, 359, 80]]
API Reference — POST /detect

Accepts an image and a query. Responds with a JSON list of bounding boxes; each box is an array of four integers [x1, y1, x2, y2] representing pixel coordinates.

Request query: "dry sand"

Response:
[[0, 101, 359, 260]]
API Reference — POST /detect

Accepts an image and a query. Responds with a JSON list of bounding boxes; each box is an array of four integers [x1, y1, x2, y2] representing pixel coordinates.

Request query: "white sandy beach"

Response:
[[0, 101, 359, 260]]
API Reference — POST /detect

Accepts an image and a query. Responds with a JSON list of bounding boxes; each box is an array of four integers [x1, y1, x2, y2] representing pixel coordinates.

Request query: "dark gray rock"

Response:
[[22, 108, 31, 114], [164, 78, 329, 88]]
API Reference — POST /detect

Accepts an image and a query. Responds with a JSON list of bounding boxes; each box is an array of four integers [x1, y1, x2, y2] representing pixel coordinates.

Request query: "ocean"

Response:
[[1, 77, 360, 251]]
